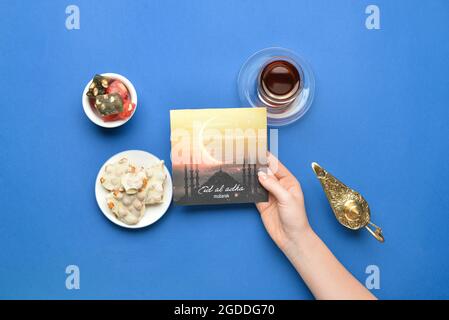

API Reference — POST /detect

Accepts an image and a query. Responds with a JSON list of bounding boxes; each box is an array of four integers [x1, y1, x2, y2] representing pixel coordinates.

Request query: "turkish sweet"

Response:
[[121, 165, 147, 195], [107, 190, 146, 225], [86, 74, 109, 97], [100, 158, 129, 191], [94, 93, 124, 116], [144, 161, 167, 204]]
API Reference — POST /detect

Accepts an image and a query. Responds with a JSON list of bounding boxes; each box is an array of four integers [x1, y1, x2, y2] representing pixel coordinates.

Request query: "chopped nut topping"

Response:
[[101, 79, 109, 88], [139, 178, 148, 191]]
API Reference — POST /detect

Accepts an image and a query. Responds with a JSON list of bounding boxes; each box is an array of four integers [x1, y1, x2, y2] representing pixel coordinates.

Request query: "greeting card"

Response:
[[170, 108, 268, 205]]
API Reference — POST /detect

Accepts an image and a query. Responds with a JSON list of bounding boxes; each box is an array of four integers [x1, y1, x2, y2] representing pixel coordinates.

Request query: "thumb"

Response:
[[258, 171, 290, 203]]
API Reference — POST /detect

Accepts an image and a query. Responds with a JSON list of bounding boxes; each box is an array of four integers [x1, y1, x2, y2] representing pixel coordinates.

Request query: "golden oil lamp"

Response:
[[311, 162, 384, 243]]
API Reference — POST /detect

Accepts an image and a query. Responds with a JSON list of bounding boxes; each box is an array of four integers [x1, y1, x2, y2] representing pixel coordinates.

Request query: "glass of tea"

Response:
[[238, 47, 315, 126]]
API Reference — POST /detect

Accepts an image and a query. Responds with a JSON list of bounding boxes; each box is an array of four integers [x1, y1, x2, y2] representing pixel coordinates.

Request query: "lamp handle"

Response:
[[365, 221, 385, 243]]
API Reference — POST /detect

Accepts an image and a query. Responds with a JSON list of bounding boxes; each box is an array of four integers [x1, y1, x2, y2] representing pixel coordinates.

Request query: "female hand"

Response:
[[256, 154, 377, 300], [256, 153, 311, 254]]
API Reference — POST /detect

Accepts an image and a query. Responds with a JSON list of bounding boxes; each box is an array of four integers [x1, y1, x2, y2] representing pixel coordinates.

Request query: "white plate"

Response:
[[95, 150, 172, 229], [82, 73, 138, 128]]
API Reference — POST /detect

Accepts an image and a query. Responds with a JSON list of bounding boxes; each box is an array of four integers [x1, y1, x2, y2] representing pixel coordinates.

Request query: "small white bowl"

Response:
[[82, 73, 138, 128]]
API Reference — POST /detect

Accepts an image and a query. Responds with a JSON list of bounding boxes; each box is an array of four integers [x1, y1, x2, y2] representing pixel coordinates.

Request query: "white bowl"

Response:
[[95, 150, 173, 229], [82, 73, 138, 128]]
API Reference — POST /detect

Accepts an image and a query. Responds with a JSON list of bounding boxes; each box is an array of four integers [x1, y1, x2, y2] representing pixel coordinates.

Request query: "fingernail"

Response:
[[258, 170, 267, 180]]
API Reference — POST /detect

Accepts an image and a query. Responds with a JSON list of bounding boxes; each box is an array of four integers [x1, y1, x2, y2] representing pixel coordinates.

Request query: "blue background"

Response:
[[0, 0, 448, 299]]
